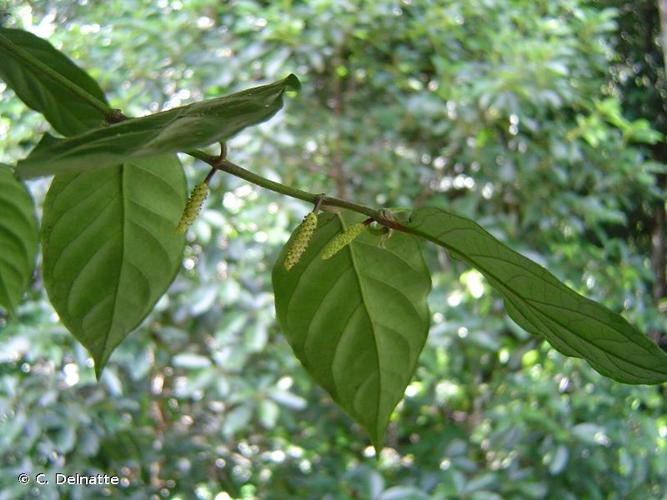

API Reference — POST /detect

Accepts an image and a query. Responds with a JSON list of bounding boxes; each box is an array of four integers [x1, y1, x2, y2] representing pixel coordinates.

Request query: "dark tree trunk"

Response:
[[654, 0, 667, 304]]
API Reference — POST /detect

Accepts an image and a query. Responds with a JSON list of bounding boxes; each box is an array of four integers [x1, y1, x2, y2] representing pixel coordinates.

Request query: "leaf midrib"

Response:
[[406, 211, 667, 380], [103, 164, 128, 368], [339, 213, 382, 443]]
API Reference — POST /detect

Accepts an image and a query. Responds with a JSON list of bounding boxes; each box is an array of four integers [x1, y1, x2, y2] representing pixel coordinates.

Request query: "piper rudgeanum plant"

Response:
[[1, 27, 666, 451]]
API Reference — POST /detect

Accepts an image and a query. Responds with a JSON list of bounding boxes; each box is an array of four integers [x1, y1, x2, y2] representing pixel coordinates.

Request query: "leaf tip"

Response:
[[371, 441, 383, 460], [92, 346, 112, 381], [94, 360, 106, 381], [283, 73, 301, 92], [365, 420, 387, 459]]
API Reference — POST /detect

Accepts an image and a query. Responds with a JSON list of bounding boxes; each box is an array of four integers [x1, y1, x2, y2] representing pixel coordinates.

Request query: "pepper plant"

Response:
[[1, 27, 666, 451]]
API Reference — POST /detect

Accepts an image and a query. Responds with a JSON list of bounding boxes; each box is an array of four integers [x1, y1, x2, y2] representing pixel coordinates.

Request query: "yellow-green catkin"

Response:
[[284, 212, 318, 270], [320, 222, 366, 260], [176, 182, 209, 233]]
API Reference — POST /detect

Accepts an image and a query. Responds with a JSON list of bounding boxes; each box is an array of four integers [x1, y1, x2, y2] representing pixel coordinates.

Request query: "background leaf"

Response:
[[16, 74, 300, 179], [272, 211, 431, 448], [0, 28, 108, 136], [41, 155, 186, 374], [0, 164, 38, 314], [2, 2, 667, 497], [406, 207, 667, 384]]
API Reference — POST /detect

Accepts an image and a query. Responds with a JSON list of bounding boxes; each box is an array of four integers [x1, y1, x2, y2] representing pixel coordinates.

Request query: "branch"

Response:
[[1, 31, 405, 233], [183, 151, 405, 231]]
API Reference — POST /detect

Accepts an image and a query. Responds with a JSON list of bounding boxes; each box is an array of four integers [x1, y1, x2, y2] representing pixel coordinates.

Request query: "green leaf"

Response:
[[405, 207, 667, 384], [0, 164, 38, 314], [16, 74, 301, 179], [41, 155, 186, 375], [0, 28, 108, 136], [272, 211, 431, 449]]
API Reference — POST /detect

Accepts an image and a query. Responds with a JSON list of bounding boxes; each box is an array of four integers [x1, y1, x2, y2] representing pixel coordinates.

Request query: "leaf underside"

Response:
[[406, 207, 667, 384], [272, 212, 431, 449], [0, 27, 109, 136], [16, 74, 301, 179], [41, 155, 186, 375], [0, 165, 38, 314], [1, 28, 190, 374]]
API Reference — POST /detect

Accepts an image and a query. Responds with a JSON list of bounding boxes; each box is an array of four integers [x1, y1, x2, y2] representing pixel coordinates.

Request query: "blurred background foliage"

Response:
[[1, 0, 667, 498]]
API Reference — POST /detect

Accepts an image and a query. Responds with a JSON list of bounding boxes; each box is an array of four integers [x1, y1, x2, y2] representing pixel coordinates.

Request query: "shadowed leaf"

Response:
[[0, 164, 38, 314], [0, 28, 108, 136], [406, 207, 667, 384]]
